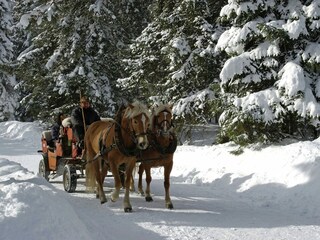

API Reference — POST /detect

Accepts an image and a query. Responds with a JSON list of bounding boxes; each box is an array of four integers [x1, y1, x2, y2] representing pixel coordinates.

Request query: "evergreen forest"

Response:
[[1, 0, 320, 145]]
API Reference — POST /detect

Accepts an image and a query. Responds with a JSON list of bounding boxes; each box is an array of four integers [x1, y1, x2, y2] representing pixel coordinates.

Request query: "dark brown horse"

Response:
[[137, 104, 177, 209], [84, 101, 150, 212]]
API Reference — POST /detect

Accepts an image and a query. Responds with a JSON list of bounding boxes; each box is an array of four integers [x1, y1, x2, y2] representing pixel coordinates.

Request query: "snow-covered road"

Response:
[[1, 121, 320, 240]]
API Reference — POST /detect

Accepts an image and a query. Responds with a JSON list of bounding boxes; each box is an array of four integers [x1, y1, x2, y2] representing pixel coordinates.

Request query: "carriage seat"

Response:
[[42, 130, 54, 150], [42, 130, 52, 142]]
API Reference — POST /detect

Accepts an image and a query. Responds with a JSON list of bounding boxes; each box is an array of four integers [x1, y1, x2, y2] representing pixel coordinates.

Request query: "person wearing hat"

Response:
[[71, 96, 100, 148]]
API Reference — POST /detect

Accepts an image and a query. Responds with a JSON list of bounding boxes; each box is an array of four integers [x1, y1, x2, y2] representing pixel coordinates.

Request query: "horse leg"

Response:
[[164, 160, 173, 209], [110, 161, 121, 202], [100, 160, 109, 202], [130, 174, 135, 192], [129, 164, 136, 192], [122, 160, 135, 212], [95, 158, 107, 204], [144, 166, 153, 202], [137, 164, 145, 195]]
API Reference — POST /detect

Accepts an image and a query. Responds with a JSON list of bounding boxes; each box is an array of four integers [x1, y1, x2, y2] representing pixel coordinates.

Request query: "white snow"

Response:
[[171, 37, 191, 56], [1, 121, 320, 239], [277, 62, 305, 97], [45, 49, 61, 69]]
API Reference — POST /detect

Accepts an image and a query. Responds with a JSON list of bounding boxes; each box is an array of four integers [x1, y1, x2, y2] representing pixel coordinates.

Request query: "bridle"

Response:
[[128, 112, 150, 140], [153, 110, 173, 136]]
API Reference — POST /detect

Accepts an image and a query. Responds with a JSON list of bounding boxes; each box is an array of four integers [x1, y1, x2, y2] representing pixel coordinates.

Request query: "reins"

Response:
[[137, 109, 177, 163], [113, 118, 143, 157], [87, 106, 176, 165], [87, 106, 148, 164], [153, 109, 174, 137]]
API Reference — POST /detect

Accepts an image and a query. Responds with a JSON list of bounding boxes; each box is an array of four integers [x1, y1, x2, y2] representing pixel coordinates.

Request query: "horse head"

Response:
[[124, 101, 151, 150], [152, 104, 174, 137]]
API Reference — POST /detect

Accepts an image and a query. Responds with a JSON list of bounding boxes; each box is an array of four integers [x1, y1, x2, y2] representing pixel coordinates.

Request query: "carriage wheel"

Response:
[[39, 157, 50, 181], [63, 165, 77, 193]]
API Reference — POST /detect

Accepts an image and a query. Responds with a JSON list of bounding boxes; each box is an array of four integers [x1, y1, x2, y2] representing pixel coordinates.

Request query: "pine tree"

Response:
[[115, 0, 153, 44], [0, 0, 17, 121], [216, 0, 320, 145], [118, 0, 223, 123], [13, 0, 130, 121]]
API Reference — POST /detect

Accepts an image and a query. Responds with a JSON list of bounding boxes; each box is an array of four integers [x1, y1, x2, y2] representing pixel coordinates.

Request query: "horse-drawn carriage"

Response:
[[38, 118, 87, 192], [38, 102, 177, 212]]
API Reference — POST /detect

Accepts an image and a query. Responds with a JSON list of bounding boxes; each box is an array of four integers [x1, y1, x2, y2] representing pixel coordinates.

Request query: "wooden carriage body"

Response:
[[38, 118, 85, 192], [41, 126, 79, 169]]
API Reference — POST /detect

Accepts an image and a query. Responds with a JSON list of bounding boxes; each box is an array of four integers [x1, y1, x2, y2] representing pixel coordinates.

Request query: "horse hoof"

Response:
[[166, 203, 174, 209], [124, 207, 132, 212], [145, 196, 153, 202], [111, 195, 119, 202]]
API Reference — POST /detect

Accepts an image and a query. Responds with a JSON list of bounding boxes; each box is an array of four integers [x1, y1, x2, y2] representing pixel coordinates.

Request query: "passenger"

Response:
[[71, 96, 100, 148], [51, 112, 66, 145]]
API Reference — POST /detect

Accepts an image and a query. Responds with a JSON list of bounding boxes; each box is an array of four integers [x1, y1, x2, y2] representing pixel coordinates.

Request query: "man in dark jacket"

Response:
[[71, 96, 100, 148]]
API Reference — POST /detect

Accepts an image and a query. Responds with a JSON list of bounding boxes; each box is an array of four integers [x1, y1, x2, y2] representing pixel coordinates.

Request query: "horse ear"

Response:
[[128, 104, 134, 109], [168, 103, 174, 110]]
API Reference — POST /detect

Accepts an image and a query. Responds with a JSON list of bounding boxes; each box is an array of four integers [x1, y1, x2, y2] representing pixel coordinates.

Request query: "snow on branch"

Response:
[[170, 37, 191, 56], [173, 89, 214, 117], [249, 42, 280, 60], [220, 52, 253, 84], [294, 87, 320, 118], [234, 88, 279, 123], [220, 0, 276, 18], [45, 49, 61, 69], [215, 21, 260, 54], [302, 43, 320, 64], [282, 18, 308, 39], [303, 1, 320, 19], [276, 62, 320, 118], [277, 62, 305, 97]]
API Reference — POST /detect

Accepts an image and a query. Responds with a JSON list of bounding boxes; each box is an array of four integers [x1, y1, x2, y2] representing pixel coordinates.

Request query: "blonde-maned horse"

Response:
[[137, 104, 177, 209], [84, 102, 150, 212]]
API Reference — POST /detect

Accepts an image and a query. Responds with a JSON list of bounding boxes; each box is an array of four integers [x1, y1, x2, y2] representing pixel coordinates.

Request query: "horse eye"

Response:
[[133, 120, 138, 124]]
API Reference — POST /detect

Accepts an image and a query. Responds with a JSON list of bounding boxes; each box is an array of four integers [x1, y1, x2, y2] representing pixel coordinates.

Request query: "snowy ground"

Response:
[[1, 121, 320, 240]]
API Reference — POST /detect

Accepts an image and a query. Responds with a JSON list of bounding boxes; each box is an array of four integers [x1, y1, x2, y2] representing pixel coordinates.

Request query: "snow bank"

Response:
[[0, 158, 92, 240]]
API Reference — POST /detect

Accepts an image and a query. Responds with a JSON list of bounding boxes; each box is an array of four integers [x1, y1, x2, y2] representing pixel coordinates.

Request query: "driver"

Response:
[[70, 96, 100, 149]]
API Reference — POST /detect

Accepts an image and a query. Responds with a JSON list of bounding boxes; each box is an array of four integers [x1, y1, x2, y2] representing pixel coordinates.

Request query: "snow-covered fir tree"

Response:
[[13, 0, 149, 121], [0, 0, 17, 121], [215, 0, 320, 145], [118, 0, 225, 124]]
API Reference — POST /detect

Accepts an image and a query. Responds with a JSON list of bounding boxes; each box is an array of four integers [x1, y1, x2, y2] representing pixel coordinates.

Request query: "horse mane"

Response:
[[150, 104, 173, 130], [124, 101, 150, 119], [152, 104, 173, 116]]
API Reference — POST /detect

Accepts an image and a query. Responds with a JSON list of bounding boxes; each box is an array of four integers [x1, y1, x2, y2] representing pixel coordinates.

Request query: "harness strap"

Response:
[[136, 132, 177, 163], [87, 104, 144, 164], [114, 108, 141, 157], [151, 132, 177, 155], [86, 124, 116, 165]]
